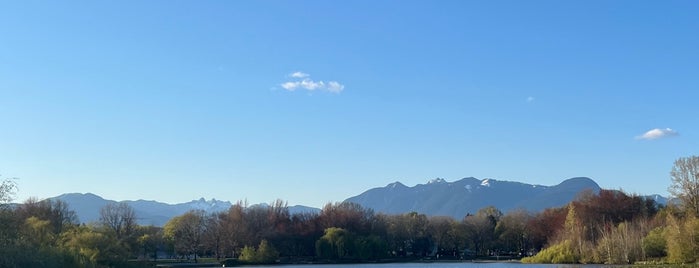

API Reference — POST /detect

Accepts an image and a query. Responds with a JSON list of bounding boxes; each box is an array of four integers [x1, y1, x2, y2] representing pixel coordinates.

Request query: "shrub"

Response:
[[239, 240, 278, 264], [521, 240, 578, 264], [642, 227, 666, 258]]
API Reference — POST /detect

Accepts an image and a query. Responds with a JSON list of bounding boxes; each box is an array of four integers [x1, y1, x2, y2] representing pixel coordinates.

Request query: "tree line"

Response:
[[0, 155, 696, 267], [0, 182, 664, 267], [522, 155, 699, 264]]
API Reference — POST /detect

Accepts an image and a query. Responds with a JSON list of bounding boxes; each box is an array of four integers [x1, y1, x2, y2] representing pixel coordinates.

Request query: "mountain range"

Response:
[[345, 177, 667, 219], [47, 177, 666, 226], [50, 193, 319, 227]]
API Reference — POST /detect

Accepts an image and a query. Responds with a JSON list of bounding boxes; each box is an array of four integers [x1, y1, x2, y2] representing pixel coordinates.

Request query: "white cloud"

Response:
[[637, 128, 679, 140], [289, 71, 309, 78], [280, 72, 345, 93], [327, 81, 345, 93], [280, 82, 300, 91]]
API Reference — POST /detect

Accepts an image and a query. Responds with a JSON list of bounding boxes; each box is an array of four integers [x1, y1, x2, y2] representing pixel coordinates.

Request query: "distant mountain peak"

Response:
[[187, 198, 233, 211], [59, 192, 101, 198], [55, 192, 109, 202], [387, 181, 407, 189], [557, 177, 600, 190], [428, 178, 447, 184], [480, 178, 492, 187]]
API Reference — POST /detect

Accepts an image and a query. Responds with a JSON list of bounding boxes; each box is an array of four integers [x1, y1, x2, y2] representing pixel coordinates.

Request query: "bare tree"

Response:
[[495, 209, 530, 255], [221, 202, 248, 257], [0, 178, 17, 205], [203, 212, 225, 260], [16, 198, 78, 234], [669, 156, 699, 215], [427, 216, 457, 256], [100, 203, 137, 240]]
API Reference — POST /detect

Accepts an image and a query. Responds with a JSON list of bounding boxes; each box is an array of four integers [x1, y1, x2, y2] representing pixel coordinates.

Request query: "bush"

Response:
[[257, 240, 279, 264], [642, 227, 666, 258], [355, 235, 388, 260], [521, 240, 578, 264], [239, 246, 257, 262], [239, 240, 279, 264]]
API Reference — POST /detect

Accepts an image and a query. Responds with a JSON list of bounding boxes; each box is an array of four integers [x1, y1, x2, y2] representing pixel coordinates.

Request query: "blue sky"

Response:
[[1, 1, 697, 208]]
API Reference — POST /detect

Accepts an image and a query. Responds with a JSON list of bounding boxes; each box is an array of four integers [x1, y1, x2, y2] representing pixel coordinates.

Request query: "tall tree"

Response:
[[202, 212, 224, 259], [164, 210, 207, 262], [495, 209, 530, 255], [427, 216, 456, 255], [563, 203, 584, 260], [220, 201, 252, 257], [135, 225, 164, 261], [464, 206, 502, 256], [669, 155, 699, 215]]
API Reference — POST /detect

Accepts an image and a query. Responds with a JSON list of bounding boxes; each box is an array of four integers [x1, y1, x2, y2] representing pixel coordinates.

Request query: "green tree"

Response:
[[256, 239, 279, 263], [316, 227, 353, 259], [521, 239, 577, 264], [642, 227, 666, 258], [62, 226, 103, 265], [239, 240, 279, 264], [665, 214, 698, 263], [355, 235, 388, 260], [239, 245, 257, 262], [62, 224, 129, 267], [164, 210, 207, 262], [23, 216, 55, 247], [563, 204, 584, 261], [2, 212, 95, 267], [136, 225, 164, 261]]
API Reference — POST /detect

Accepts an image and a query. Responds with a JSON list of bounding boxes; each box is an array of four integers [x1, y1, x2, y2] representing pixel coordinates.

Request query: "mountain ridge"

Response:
[[345, 177, 605, 219], [45, 177, 667, 227], [50, 193, 320, 227]]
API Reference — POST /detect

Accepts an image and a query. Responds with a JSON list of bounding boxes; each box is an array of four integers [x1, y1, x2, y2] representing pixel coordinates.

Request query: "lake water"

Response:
[[229, 263, 614, 268]]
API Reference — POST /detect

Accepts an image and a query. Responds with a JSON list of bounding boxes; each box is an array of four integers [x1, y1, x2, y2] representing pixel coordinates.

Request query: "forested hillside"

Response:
[[345, 177, 603, 218]]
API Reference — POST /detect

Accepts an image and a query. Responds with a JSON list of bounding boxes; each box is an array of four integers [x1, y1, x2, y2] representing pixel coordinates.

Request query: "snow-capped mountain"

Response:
[[187, 198, 233, 211], [49, 194, 319, 227], [345, 177, 604, 219], [46, 177, 667, 227]]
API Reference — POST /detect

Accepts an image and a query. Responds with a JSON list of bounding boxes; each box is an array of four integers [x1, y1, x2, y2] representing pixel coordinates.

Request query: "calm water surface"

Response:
[[235, 263, 615, 268]]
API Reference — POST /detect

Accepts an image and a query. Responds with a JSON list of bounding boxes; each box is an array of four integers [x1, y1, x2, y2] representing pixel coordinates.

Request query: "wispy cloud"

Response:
[[289, 71, 309, 78], [280, 72, 345, 93], [526, 96, 535, 102], [636, 128, 679, 140], [326, 81, 345, 93]]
